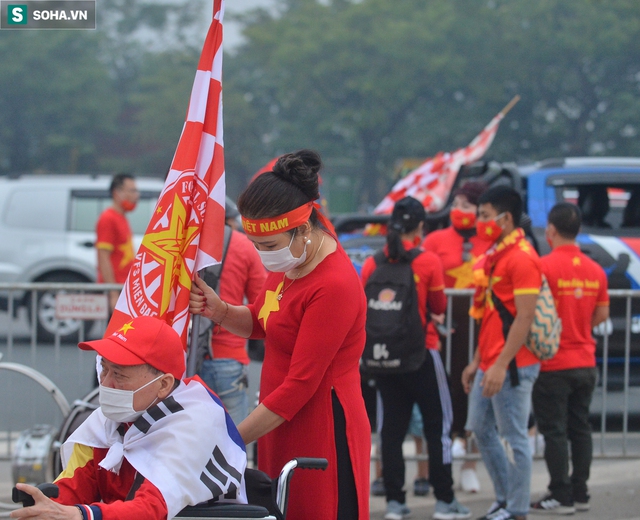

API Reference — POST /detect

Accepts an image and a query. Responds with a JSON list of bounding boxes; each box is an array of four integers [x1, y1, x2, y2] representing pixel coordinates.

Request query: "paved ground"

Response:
[[368, 457, 640, 520], [2, 449, 640, 519]]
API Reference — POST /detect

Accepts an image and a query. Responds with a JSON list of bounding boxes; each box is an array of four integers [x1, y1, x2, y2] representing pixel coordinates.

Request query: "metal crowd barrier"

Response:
[[1, 284, 640, 460]]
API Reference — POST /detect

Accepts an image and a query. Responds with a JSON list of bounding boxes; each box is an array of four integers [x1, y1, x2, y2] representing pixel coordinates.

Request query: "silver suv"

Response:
[[0, 174, 165, 341]]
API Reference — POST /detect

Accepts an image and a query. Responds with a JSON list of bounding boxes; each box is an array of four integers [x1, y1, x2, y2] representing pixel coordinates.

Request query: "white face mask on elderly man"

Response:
[[257, 230, 308, 272], [99, 374, 164, 423]]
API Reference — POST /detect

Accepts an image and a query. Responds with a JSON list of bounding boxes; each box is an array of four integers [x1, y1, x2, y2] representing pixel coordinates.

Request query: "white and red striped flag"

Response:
[[105, 0, 226, 345], [374, 96, 519, 215]]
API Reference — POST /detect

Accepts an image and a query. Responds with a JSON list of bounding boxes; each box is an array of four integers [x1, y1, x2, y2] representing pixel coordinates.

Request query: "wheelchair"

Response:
[[13, 457, 327, 520]]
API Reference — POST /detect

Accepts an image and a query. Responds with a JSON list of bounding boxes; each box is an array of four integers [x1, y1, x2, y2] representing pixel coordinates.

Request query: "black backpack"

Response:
[[362, 248, 426, 374]]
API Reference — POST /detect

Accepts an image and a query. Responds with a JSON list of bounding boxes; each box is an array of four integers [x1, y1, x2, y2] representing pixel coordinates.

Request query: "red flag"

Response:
[[375, 97, 519, 214], [105, 0, 226, 345]]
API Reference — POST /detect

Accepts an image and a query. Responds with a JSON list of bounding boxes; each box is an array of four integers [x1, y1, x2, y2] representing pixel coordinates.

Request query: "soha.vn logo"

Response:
[[368, 288, 402, 310]]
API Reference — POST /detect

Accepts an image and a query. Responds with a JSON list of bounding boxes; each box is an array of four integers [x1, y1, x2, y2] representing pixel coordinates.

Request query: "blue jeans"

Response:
[[198, 359, 249, 426], [466, 363, 540, 517]]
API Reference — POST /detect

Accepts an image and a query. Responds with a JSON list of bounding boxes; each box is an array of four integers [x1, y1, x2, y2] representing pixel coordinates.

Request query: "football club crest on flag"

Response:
[[374, 95, 520, 215], [105, 0, 227, 345]]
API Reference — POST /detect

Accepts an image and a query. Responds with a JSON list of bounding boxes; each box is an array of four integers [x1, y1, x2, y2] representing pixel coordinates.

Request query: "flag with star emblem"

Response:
[[374, 96, 519, 215], [105, 0, 226, 346]]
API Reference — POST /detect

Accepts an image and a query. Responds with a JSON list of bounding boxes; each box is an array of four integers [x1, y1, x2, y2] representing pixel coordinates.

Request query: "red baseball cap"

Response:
[[79, 316, 185, 379]]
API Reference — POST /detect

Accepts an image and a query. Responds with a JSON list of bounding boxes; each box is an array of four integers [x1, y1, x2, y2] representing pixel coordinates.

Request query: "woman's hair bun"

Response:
[[272, 149, 321, 201]]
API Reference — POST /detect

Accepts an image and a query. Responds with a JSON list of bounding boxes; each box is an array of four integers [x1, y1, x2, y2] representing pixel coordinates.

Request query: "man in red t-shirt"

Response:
[[96, 174, 139, 311], [462, 186, 541, 520], [530, 203, 609, 515]]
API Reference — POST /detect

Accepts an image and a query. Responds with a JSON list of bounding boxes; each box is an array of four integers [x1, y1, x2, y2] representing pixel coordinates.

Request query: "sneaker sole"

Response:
[[530, 505, 576, 515], [575, 502, 590, 512], [433, 513, 472, 520]]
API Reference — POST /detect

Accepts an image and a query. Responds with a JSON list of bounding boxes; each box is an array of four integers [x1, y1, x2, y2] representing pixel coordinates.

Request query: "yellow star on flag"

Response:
[[118, 321, 135, 335], [259, 281, 283, 329], [572, 256, 581, 266], [140, 193, 199, 316], [485, 226, 493, 235]]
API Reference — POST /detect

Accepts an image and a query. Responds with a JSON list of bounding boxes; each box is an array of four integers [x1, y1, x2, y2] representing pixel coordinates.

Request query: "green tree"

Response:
[[225, 0, 640, 208], [0, 31, 119, 172]]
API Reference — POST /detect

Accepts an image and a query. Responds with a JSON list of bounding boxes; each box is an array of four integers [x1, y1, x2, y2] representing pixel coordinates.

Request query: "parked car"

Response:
[[335, 156, 640, 424], [0, 174, 165, 342]]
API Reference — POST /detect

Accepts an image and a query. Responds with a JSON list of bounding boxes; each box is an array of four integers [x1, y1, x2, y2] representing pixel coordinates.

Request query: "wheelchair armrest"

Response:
[[12, 483, 59, 507], [292, 458, 328, 470], [176, 503, 271, 518]]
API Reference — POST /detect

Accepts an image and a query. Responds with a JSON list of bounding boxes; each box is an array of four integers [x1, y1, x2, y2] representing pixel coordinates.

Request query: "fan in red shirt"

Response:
[[96, 174, 139, 311], [462, 186, 541, 520], [190, 150, 371, 520], [530, 203, 609, 514], [361, 196, 470, 520], [422, 180, 492, 493]]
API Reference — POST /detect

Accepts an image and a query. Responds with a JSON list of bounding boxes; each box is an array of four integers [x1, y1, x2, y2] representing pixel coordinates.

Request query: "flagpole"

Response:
[[186, 314, 202, 377], [500, 95, 520, 117]]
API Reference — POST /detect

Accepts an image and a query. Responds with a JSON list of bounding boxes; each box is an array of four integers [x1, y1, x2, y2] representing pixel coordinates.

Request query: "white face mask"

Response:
[[257, 230, 308, 272], [99, 373, 164, 423]]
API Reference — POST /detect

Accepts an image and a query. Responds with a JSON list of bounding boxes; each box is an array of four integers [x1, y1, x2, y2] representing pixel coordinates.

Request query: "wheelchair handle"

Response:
[[293, 457, 328, 470], [12, 483, 59, 507]]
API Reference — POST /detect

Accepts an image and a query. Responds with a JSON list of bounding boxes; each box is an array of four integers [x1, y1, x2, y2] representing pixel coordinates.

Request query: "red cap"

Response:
[[79, 316, 185, 379]]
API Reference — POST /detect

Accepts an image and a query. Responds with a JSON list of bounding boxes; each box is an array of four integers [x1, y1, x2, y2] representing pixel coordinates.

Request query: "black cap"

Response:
[[390, 196, 425, 233]]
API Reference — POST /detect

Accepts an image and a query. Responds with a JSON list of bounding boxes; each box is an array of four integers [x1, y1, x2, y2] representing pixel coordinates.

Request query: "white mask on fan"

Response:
[[99, 374, 164, 423], [257, 230, 308, 272]]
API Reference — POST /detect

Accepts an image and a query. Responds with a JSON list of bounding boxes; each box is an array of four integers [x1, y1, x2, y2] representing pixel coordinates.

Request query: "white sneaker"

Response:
[[452, 437, 466, 459], [460, 467, 480, 493]]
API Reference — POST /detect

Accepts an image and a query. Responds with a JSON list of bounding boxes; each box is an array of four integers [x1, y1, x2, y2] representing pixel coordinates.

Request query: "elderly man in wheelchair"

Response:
[[11, 316, 251, 520]]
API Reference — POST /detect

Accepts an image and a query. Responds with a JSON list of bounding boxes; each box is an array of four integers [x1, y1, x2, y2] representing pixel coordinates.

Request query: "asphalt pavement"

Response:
[[2, 453, 640, 519]]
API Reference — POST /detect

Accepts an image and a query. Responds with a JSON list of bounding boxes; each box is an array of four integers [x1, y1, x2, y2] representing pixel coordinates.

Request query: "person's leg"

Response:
[[532, 370, 572, 504], [407, 403, 429, 484], [466, 368, 508, 505], [376, 373, 414, 505], [197, 359, 249, 426], [416, 351, 455, 504], [567, 367, 597, 503], [492, 363, 540, 517]]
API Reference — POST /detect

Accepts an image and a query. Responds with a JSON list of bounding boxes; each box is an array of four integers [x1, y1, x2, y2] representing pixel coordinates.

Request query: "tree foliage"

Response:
[[225, 0, 640, 206], [1, 0, 640, 210]]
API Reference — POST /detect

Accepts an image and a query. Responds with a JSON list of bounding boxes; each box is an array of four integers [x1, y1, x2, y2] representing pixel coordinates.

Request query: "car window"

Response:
[[70, 191, 160, 235], [556, 184, 640, 230], [3, 188, 67, 231]]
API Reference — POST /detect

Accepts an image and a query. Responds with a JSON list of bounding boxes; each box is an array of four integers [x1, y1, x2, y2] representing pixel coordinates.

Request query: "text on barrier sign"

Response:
[[55, 293, 108, 320]]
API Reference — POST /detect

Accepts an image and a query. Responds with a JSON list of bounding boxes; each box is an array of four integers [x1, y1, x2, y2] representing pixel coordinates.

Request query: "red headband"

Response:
[[241, 201, 336, 237]]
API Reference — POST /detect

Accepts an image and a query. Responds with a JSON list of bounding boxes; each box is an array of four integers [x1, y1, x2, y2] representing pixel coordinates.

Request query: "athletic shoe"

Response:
[[371, 476, 386, 496], [476, 502, 506, 520], [530, 494, 576, 515], [574, 500, 590, 512], [414, 477, 431, 496], [460, 467, 481, 493], [479, 508, 524, 520], [433, 498, 471, 519], [385, 500, 411, 520], [452, 437, 467, 458], [573, 492, 590, 511]]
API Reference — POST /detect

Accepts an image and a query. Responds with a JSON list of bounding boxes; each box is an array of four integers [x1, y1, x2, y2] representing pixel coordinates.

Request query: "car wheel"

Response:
[[27, 273, 94, 343]]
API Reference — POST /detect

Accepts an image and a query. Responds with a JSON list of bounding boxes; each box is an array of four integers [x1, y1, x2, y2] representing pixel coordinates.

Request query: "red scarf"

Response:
[[470, 228, 526, 320]]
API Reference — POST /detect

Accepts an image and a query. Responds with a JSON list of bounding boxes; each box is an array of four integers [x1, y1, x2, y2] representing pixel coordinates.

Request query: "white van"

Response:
[[0, 174, 165, 341]]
